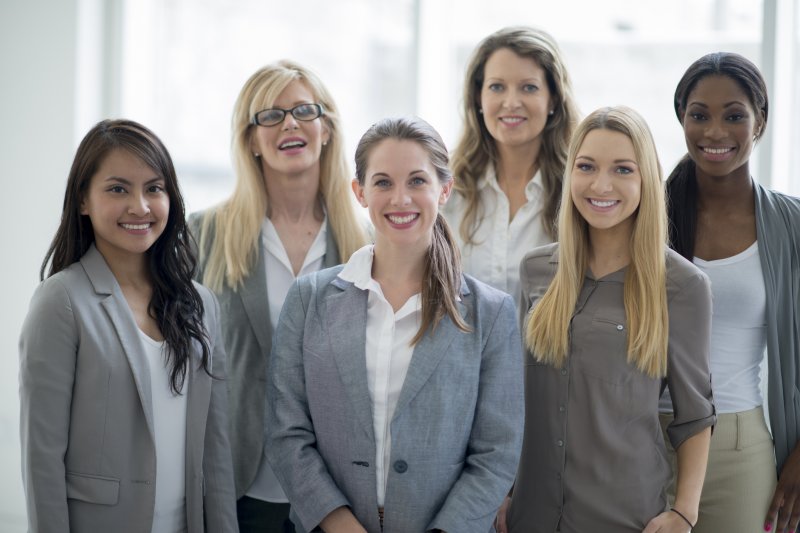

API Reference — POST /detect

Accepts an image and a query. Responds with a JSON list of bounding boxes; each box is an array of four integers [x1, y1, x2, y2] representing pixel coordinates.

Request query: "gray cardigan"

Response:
[[755, 182, 800, 472], [187, 211, 341, 497]]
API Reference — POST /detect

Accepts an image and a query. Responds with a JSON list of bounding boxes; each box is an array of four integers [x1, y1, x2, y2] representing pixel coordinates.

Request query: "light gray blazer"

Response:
[[19, 245, 238, 532], [265, 266, 524, 533], [188, 211, 342, 498]]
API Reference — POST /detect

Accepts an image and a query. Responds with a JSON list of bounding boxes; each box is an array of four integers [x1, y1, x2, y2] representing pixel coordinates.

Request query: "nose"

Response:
[[705, 118, 726, 140], [128, 192, 151, 217], [589, 172, 613, 194], [281, 111, 299, 130], [390, 184, 411, 206], [502, 87, 521, 109]]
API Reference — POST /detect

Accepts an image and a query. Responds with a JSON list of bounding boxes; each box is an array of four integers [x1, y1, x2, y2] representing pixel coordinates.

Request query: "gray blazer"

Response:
[[265, 266, 524, 533], [18, 245, 238, 533], [187, 211, 341, 497]]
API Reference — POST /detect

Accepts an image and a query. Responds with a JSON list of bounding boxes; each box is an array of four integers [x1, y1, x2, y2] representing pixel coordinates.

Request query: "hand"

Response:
[[494, 496, 511, 533], [766, 444, 800, 533], [642, 510, 692, 533]]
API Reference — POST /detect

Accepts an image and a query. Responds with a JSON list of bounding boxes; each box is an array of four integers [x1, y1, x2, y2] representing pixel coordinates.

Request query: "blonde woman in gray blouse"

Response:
[[498, 107, 716, 533]]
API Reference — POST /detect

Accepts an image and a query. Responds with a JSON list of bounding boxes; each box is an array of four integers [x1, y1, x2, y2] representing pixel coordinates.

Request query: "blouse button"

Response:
[[557, 439, 564, 447], [393, 460, 408, 474], [560, 368, 568, 376], [616, 324, 624, 331], [558, 405, 565, 412]]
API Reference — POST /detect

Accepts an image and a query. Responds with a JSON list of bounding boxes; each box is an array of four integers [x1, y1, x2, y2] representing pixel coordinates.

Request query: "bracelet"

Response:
[[670, 507, 695, 529]]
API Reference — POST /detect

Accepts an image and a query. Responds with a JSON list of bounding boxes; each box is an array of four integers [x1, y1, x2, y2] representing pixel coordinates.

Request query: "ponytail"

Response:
[[665, 155, 698, 260], [412, 214, 471, 345]]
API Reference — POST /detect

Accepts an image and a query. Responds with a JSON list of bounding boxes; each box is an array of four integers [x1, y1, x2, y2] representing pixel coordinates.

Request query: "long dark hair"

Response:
[[354, 117, 471, 344], [666, 52, 768, 259], [41, 119, 212, 394]]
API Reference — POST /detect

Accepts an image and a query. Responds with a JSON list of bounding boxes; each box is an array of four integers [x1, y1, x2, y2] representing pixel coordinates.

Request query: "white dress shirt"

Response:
[[139, 332, 188, 533], [246, 216, 327, 503], [338, 245, 421, 506], [443, 167, 551, 305]]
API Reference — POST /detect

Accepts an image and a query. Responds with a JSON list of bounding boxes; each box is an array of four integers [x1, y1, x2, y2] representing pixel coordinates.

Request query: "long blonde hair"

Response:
[[526, 106, 669, 378], [198, 60, 368, 291], [451, 26, 579, 243]]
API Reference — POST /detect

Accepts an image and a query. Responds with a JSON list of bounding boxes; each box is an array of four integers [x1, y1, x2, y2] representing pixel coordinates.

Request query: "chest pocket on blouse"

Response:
[[574, 316, 629, 385]]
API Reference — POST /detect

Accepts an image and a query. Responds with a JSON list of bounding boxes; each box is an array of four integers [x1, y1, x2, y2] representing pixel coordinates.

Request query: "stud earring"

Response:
[[253, 152, 261, 158], [478, 108, 483, 115], [323, 141, 328, 146], [548, 109, 554, 116]]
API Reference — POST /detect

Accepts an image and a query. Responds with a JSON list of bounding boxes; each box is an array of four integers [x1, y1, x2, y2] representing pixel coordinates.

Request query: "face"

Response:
[[479, 48, 553, 152], [250, 79, 331, 178], [352, 139, 452, 254], [682, 74, 762, 178], [570, 129, 642, 237], [80, 148, 169, 262]]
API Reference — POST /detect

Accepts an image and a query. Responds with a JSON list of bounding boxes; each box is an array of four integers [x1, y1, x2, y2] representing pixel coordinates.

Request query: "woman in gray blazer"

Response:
[[19, 119, 237, 532], [188, 61, 368, 533], [265, 117, 524, 533]]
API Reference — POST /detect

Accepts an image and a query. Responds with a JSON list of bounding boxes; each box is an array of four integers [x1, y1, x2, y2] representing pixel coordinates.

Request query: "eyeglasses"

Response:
[[251, 103, 324, 127]]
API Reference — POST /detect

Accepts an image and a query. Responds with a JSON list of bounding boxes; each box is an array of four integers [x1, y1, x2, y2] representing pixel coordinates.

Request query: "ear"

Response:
[[80, 197, 88, 215], [351, 178, 367, 207], [755, 110, 766, 139], [439, 180, 454, 206], [321, 118, 332, 146]]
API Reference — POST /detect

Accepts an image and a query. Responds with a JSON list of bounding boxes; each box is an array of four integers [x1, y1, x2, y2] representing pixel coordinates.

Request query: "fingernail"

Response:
[[764, 522, 771, 532]]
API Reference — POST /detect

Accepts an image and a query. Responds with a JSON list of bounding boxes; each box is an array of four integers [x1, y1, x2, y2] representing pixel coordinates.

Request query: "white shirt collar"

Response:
[[337, 244, 375, 290], [481, 165, 543, 201]]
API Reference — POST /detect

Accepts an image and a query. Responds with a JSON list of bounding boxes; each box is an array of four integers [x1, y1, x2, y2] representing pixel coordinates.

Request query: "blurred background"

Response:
[[1, 0, 798, 529]]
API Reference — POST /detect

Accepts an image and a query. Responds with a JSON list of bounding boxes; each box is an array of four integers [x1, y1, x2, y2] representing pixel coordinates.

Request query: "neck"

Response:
[[495, 139, 541, 185], [695, 164, 754, 211], [264, 169, 324, 223], [587, 222, 633, 278], [95, 243, 152, 289], [371, 239, 427, 287]]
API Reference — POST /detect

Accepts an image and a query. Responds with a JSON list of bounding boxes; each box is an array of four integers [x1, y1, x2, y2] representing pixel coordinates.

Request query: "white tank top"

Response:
[[661, 241, 767, 414]]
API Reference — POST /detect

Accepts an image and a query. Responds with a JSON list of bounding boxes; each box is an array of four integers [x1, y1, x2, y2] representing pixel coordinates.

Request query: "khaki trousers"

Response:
[[660, 407, 777, 533]]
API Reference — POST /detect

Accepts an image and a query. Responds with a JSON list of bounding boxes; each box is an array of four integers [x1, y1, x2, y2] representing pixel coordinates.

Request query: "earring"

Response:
[[478, 108, 483, 115], [548, 109, 554, 116], [253, 152, 261, 158], [322, 141, 328, 146]]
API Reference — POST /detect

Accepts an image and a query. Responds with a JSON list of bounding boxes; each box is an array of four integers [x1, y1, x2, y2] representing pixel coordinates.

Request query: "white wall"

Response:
[[0, 0, 81, 529]]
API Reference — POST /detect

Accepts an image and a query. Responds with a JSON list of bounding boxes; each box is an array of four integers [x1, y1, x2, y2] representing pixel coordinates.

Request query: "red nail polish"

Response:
[[764, 522, 772, 532]]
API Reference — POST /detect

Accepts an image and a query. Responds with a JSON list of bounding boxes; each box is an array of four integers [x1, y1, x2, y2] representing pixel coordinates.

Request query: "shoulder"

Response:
[[665, 248, 710, 298], [520, 243, 559, 280], [757, 184, 800, 222], [24, 263, 90, 325], [463, 274, 513, 309]]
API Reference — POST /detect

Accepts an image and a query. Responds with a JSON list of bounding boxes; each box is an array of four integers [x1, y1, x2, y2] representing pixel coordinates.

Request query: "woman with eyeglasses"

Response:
[[443, 26, 579, 305], [188, 60, 369, 533]]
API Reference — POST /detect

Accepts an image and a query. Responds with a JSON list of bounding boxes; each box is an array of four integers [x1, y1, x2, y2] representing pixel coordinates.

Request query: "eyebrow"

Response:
[[576, 155, 638, 165], [485, 76, 543, 83], [370, 170, 429, 179], [687, 101, 748, 108], [103, 176, 163, 185]]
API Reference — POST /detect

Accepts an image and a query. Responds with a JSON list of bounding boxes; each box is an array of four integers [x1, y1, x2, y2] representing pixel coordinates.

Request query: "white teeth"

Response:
[[590, 199, 617, 208], [279, 140, 305, 149], [387, 214, 417, 224], [500, 117, 524, 123], [121, 223, 150, 230], [703, 147, 733, 154]]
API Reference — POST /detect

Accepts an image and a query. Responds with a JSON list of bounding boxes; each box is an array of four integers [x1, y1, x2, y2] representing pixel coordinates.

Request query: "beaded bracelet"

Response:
[[670, 507, 695, 529]]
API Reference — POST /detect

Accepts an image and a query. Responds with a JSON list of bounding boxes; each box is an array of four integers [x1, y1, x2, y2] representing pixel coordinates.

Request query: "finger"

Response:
[[789, 501, 800, 533], [766, 491, 784, 531], [778, 492, 797, 532]]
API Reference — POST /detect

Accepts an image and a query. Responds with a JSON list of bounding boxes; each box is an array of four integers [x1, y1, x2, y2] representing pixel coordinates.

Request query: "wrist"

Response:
[[670, 507, 696, 529]]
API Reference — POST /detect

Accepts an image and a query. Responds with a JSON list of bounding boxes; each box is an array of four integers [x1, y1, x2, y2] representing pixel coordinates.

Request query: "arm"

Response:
[[428, 295, 525, 533], [264, 280, 352, 531], [765, 441, 800, 532], [201, 292, 238, 532], [19, 279, 77, 532], [319, 506, 368, 533]]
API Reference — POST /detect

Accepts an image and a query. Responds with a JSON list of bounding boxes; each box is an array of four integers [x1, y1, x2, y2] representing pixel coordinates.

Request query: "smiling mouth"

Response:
[[120, 223, 151, 230], [589, 199, 619, 208], [702, 146, 734, 154], [386, 213, 419, 224], [499, 117, 525, 124], [279, 140, 307, 150]]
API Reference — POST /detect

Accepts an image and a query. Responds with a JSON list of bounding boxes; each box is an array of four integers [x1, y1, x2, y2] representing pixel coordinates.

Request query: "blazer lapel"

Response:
[[185, 347, 211, 471], [238, 233, 273, 353], [327, 278, 374, 439], [322, 218, 341, 268], [393, 279, 470, 417], [81, 245, 156, 442]]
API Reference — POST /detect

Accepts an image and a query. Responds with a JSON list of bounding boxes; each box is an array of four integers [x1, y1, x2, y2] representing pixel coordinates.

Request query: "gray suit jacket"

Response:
[[188, 211, 341, 497], [19, 244, 238, 532], [265, 266, 524, 533]]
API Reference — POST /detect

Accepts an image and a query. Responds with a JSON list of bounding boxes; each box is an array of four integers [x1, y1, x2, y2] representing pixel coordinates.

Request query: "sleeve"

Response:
[[428, 294, 525, 533], [201, 290, 239, 531], [665, 271, 717, 449], [19, 279, 77, 532], [264, 279, 350, 531], [186, 211, 206, 283]]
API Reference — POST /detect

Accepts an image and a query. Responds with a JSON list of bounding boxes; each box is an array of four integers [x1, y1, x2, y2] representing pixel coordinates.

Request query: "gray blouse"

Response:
[[507, 243, 716, 533]]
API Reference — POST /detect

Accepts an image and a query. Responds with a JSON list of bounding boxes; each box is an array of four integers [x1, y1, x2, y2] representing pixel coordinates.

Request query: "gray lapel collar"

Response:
[[81, 245, 155, 442], [238, 232, 273, 353], [185, 349, 211, 468], [327, 278, 374, 440], [393, 277, 470, 417]]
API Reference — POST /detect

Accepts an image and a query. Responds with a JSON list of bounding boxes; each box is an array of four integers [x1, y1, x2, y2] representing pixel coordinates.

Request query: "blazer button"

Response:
[[393, 460, 408, 473]]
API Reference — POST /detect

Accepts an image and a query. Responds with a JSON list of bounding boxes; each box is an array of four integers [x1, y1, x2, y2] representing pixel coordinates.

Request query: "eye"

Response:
[[374, 178, 391, 188], [108, 185, 127, 194], [616, 166, 634, 175], [575, 162, 594, 172], [689, 112, 707, 121], [726, 113, 745, 122], [410, 176, 427, 186], [148, 183, 166, 193], [522, 83, 538, 93], [293, 104, 320, 120], [487, 83, 504, 92]]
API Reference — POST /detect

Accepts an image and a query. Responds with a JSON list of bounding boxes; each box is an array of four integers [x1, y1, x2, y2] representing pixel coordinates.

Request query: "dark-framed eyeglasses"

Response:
[[251, 103, 325, 127]]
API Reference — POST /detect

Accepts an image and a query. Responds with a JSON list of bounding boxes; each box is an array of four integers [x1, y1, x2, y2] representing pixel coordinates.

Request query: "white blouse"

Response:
[[443, 167, 551, 305], [337, 245, 421, 506], [139, 332, 187, 533], [246, 216, 327, 503]]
